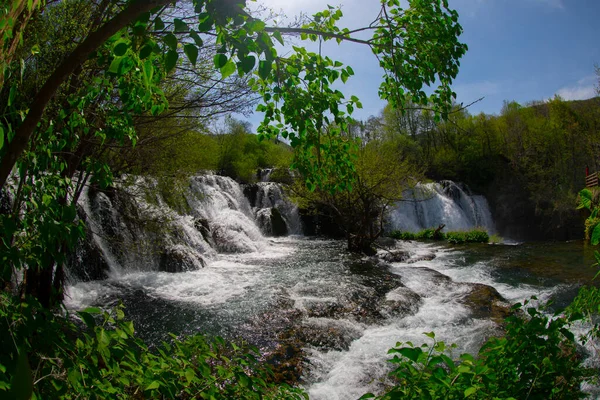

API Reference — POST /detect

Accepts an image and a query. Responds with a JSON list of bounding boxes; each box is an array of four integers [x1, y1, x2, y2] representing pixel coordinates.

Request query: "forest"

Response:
[[1, 0, 600, 399]]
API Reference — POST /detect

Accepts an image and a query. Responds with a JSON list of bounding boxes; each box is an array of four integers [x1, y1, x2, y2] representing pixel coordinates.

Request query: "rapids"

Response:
[[65, 175, 597, 399]]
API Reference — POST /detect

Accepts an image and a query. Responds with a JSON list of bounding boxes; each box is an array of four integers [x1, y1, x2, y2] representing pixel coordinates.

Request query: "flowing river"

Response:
[[66, 236, 597, 399], [64, 175, 599, 399]]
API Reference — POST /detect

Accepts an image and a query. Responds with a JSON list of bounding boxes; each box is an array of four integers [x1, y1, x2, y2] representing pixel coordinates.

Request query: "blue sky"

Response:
[[243, 0, 600, 127]]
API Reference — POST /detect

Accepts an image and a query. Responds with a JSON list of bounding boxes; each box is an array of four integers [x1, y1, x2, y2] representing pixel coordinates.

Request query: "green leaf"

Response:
[[139, 44, 153, 59], [240, 55, 256, 73], [184, 44, 198, 66], [113, 41, 129, 56], [83, 307, 102, 314], [165, 50, 179, 72], [190, 31, 204, 47], [398, 347, 422, 362], [174, 18, 188, 33], [214, 53, 228, 69], [221, 60, 236, 79], [154, 17, 165, 31], [145, 381, 161, 390], [10, 351, 32, 400], [464, 387, 477, 397], [164, 33, 178, 51], [185, 368, 195, 383], [108, 57, 122, 74], [258, 60, 272, 80], [578, 189, 592, 210], [0, 126, 4, 151], [592, 223, 600, 246], [273, 30, 284, 45]]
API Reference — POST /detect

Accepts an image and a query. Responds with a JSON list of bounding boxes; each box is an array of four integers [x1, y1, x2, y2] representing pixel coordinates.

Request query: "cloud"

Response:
[[555, 75, 597, 101], [556, 85, 596, 101]]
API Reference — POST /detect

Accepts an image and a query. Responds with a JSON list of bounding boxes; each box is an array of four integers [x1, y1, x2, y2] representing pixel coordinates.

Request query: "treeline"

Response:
[[108, 116, 292, 184], [350, 96, 600, 239]]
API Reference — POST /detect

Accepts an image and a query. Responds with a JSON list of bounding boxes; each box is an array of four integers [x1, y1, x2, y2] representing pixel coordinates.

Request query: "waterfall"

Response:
[[389, 181, 496, 233], [250, 182, 302, 235], [69, 173, 302, 280]]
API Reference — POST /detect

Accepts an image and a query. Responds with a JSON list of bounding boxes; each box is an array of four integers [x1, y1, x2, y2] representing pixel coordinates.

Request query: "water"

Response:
[[65, 237, 597, 399], [65, 176, 597, 398], [389, 181, 496, 233]]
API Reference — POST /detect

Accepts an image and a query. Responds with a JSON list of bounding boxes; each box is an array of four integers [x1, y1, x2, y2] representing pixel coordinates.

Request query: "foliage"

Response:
[[293, 135, 421, 253], [0, 0, 468, 300], [363, 96, 600, 237], [389, 228, 489, 244], [446, 229, 489, 244], [0, 293, 306, 399], [363, 301, 588, 400]]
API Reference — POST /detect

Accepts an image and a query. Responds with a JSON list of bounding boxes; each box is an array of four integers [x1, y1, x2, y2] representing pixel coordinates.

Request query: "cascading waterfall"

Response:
[[69, 173, 302, 280], [64, 177, 598, 399], [389, 180, 496, 233]]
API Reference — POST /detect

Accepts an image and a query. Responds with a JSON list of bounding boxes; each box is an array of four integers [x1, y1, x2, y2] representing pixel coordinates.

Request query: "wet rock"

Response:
[[381, 250, 410, 263], [66, 206, 110, 282], [406, 252, 437, 263], [243, 184, 259, 208], [296, 319, 363, 351], [159, 246, 205, 273], [382, 287, 423, 318], [270, 207, 288, 236], [460, 283, 510, 323]]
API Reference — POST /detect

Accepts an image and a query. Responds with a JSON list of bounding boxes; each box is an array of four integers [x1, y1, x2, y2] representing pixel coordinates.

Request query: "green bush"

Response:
[[389, 231, 416, 240], [0, 293, 306, 399], [390, 228, 489, 243], [446, 229, 489, 244], [362, 300, 589, 400]]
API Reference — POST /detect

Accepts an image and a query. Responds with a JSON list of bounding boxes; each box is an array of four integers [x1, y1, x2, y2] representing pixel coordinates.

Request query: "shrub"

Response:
[[0, 293, 306, 399], [362, 300, 589, 400], [446, 229, 489, 244], [389, 230, 416, 240]]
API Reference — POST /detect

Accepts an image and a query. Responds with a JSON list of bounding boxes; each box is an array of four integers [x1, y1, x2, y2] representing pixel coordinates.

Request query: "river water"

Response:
[[65, 236, 598, 399]]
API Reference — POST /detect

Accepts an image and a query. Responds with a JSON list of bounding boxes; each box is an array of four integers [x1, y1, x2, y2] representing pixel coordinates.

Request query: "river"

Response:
[[65, 234, 598, 399]]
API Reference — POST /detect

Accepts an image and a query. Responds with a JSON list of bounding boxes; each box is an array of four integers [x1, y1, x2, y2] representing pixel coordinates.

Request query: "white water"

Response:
[[390, 181, 496, 233], [65, 177, 594, 399]]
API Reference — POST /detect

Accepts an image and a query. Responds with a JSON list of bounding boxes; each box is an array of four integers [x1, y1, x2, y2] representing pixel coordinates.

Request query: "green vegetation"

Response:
[[363, 301, 588, 400], [0, 293, 306, 399], [389, 228, 489, 244], [358, 96, 600, 237], [445, 229, 489, 244]]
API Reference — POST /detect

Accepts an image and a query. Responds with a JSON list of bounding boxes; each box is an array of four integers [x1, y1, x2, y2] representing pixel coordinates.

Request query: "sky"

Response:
[[240, 0, 600, 128]]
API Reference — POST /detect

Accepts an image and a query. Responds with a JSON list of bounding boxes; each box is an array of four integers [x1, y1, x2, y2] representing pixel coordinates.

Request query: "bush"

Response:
[[446, 229, 489, 244], [390, 228, 489, 244], [362, 300, 589, 400], [389, 230, 416, 240], [0, 293, 306, 399]]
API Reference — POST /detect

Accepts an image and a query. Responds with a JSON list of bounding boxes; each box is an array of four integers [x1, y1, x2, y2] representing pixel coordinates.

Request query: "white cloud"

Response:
[[555, 75, 597, 101], [556, 85, 596, 101]]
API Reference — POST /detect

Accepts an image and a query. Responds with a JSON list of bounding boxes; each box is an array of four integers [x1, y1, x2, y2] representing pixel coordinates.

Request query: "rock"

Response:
[[243, 184, 259, 208], [159, 246, 205, 273], [406, 252, 436, 263], [460, 283, 510, 323], [381, 250, 411, 263], [270, 207, 288, 236], [296, 319, 363, 351]]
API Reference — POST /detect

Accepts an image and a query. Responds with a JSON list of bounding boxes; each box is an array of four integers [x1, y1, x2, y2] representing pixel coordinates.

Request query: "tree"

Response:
[[0, 0, 467, 304]]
